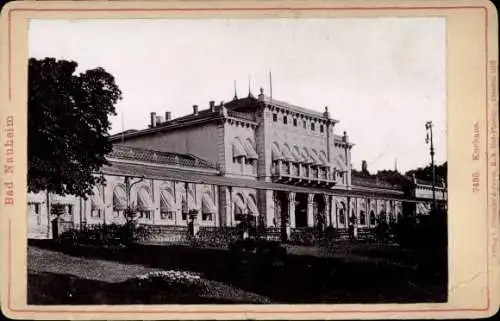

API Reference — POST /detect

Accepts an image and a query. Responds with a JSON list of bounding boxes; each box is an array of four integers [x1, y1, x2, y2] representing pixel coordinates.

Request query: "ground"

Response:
[[27, 239, 447, 305]]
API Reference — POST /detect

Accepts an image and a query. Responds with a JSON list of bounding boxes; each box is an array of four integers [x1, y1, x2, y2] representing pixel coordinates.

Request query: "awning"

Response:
[[91, 186, 105, 211], [334, 156, 349, 172], [242, 140, 258, 160], [233, 195, 246, 215], [202, 193, 217, 214], [113, 186, 127, 211], [291, 147, 304, 163], [301, 148, 313, 164], [28, 192, 45, 203], [232, 139, 247, 158], [137, 188, 154, 211], [272, 144, 284, 161], [281, 145, 295, 162], [51, 194, 72, 205], [160, 189, 177, 212], [309, 149, 322, 165], [318, 151, 329, 165], [246, 195, 259, 216]]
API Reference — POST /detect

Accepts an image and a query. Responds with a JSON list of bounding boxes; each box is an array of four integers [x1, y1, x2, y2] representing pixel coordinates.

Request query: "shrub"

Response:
[[55, 222, 151, 251]]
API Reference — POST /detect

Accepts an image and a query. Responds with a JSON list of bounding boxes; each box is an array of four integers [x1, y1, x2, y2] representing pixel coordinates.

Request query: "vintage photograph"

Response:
[[25, 17, 448, 305]]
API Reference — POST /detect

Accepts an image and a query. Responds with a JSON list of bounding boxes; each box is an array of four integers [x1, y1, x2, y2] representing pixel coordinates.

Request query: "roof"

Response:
[[107, 145, 219, 170], [109, 107, 222, 142]]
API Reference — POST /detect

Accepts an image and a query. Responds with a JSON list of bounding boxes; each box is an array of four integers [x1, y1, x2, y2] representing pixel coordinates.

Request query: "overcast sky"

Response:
[[29, 18, 446, 173]]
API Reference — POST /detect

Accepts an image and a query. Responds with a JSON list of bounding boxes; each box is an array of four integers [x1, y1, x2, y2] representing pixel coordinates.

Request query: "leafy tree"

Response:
[[28, 57, 122, 197], [405, 162, 447, 185]]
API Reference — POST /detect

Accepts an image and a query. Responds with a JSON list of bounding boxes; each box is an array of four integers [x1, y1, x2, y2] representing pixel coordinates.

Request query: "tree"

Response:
[[405, 162, 447, 185], [28, 57, 122, 197]]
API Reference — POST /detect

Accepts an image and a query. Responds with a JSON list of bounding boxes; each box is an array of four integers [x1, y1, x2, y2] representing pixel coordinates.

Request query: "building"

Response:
[[27, 88, 446, 240]]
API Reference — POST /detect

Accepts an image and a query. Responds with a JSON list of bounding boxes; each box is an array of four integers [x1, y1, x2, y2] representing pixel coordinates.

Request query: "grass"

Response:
[[27, 239, 447, 304], [28, 245, 271, 304]]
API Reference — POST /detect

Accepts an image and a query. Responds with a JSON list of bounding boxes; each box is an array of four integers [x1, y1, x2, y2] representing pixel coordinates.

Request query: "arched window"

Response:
[[379, 210, 387, 223], [137, 186, 153, 219], [160, 187, 176, 220], [339, 202, 346, 225], [113, 184, 127, 219], [233, 193, 246, 222], [359, 211, 366, 225], [202, 190, 216, 221], [370, 211, 376, 225]]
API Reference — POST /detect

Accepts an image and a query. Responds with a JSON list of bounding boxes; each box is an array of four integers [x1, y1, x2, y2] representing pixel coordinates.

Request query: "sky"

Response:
[[29, 18, 446, 173]]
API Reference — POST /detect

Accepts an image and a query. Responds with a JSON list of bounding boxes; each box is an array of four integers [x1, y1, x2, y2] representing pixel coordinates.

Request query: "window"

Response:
[[202, 213, 213, 221], [370, 211, 376, 225], [29, 203, 40, 215], [113, 210, 123, 218], [293, 118, 297, 127], [67, 205, 73, 216], [359, 211, 366, 225], [311, 123, 315, 131], [283, 116, 288, 124], [339, 209, 345, 225], [273, 114, 277, 122], [320, 124, 324, 133], [303, 121, 306, 129], [91, 209, 102, 218], [140, 210, 151, 219], [161, 211, 174, 220]]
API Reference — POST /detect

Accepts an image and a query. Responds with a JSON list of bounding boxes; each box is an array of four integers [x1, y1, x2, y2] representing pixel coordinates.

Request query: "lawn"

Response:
[[27, 239, 447, 304], [28, 246, 271, 304]]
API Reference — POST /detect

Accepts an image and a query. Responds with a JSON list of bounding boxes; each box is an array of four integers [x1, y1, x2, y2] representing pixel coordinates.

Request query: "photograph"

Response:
[[25, 16, 449, 305]]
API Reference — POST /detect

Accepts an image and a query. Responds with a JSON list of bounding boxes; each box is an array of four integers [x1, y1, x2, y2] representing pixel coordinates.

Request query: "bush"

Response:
[[55, 222, 151, 251]]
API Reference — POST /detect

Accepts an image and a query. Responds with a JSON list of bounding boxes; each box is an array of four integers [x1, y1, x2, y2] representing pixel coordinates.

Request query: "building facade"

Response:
[[28, 89, 446, 240]]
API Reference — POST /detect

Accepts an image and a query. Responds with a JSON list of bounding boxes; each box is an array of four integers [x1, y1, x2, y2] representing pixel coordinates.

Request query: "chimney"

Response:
[[165, 111, 171, 121], [150, 112, 157, 127], [361, 160, 368, 174], [258, 87, 265, 101], [323, 106, 330, 118], [156, 115, 162, 124], [193, 105, 198, 115], [209, 101, 215, 112]]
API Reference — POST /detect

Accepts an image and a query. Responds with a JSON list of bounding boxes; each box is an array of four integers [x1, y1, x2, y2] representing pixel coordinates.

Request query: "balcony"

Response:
[[227, 110, 256, 122], [271, 161, 337, 187]]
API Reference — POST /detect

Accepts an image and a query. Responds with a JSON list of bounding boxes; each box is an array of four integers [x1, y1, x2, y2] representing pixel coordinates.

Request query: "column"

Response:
[[258, 189, 274, 227], [307, 193, 314, 227], [288, 192, 296, 228], [330, 196, 337, 228], [324, 195, 331, 226], [174, 182, 184, 226]]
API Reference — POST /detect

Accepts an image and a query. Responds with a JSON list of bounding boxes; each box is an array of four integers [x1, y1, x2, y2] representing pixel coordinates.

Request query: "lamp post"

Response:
[[425, 121, 436, 212]]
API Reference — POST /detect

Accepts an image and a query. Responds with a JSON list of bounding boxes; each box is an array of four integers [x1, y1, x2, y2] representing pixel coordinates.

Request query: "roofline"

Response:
[[109, 114, 221, 142]]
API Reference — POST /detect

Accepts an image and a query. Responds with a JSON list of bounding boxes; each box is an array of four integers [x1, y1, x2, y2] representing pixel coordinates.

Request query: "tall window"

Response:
[[303, 121, 306, 129], [283, 116, 288, 124], [272, 113, 277, 122], [359, 211, 366, 225], [293, 118, 297, 127], [370, 211, 376, 225], [311, 122, 315, 131], [339, 208, 345, 225], [320, 124, 324, 133]]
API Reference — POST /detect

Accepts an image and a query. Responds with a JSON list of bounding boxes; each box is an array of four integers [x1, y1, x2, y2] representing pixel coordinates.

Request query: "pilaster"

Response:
[[288, 192, 296, 228], [307, 193, 314, 227]]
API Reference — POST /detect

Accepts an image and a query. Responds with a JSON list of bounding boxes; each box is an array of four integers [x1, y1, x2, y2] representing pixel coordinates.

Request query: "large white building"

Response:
[[28, 89, 446, 241]]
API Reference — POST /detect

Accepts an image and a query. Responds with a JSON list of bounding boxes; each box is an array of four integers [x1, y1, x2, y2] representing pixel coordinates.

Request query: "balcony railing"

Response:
[[271, 161, 337, 187], [227, 110, 256, 122]]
